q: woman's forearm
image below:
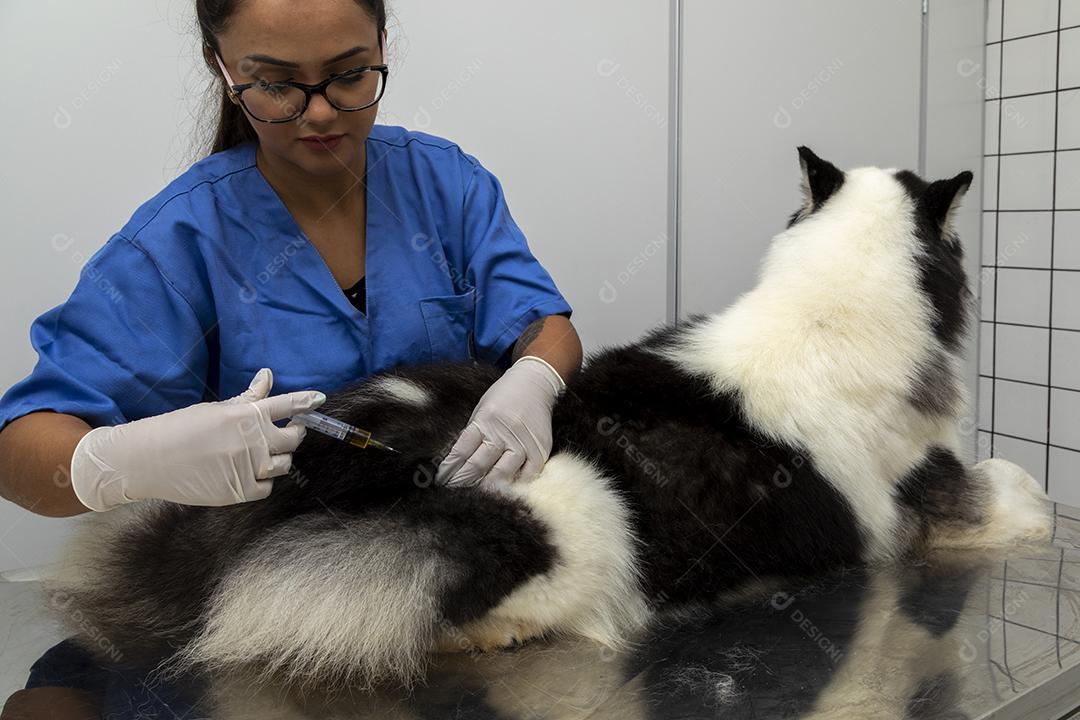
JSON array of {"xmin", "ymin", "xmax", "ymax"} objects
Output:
[
  {"xmin": 0, "ymin": 412, "xmax": 93, "ymax": 517},
  {"xmin": 511, "ymin": 314, "xmax": 583, "ymax": 384}
]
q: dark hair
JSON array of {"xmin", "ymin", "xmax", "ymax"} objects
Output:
[{"xmin": 196, "ymin": 0, "xmax": 387, "ymax": 157}]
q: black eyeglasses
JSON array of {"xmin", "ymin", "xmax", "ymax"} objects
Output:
[{"xmin": 213, "ymin": 50, "xmax": 389, "ymax": 123}]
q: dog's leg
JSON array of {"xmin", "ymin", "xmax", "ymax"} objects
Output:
[{"xmin": 927, "ymin": 457, "xmax": 1051, "ymax": 549}]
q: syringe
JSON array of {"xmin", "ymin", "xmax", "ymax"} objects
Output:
[{"xmin": 292, "ymin": 410, "xmax": 401, "ymax": 454}]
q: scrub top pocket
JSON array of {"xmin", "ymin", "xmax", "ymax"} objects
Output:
[{"xmin": 419, "ymin": 288, "xmax": 477, "ymax": 363}]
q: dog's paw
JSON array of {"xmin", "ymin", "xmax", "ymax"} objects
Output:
[
  {"xmin": 973, "ymin": 458, "xmax": 1052, "ymax": 545},
  {"xmin": 927, "ymin": 458, "xmax": 1052, "ymax": 550},
  {"xmin": 435, "ymin": 618, "xmax": 546, "ymax": 655}
]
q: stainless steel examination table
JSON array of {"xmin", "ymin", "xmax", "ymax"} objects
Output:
[{"xmin": 5, "ymin": 504, "xmax": 1080, "ymax": 719}]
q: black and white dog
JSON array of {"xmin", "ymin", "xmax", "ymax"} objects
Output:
[{"xmin": 50, "ymin": 148, "xmax": 1050, "ymax": 694}]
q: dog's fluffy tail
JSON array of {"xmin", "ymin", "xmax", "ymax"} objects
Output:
[
  {"xmin": 168, "ymin": 512, "xmax": 460, "ymax": 691},
  {"xmin": 46, "ymin": 502, "xmax": 495, "ymax": 692},
  {"xmin": 45, "ymin": 488, "xmax": 572, "ymax": 693}
]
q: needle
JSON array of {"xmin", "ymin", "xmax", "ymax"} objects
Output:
[{"xmin": 292, "ymin": 410, "xmax": 401, "ymax": 454}]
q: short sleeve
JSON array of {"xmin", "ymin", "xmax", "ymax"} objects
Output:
[
  {"xmin": 460, "ymin": 159, "xmax": 573, "ymax": 367},
  {"xmin": 0, "ymin": 234, "xmax": 211, "ymax": 433}
]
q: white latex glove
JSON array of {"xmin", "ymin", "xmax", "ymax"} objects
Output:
[
  {"xmin": 436, "ymin": 355, "xmax": 566, "ymax": 488},
  {"xmin": 69, "ymin": 368, "xmax": 325, "ymax": 511}
]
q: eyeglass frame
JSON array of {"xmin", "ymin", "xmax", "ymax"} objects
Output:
[{"xmin": 211, "ymin": 47, "xmax": 389, "ymax": 123}]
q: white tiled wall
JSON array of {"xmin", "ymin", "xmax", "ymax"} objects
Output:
[{"xmin": 979, "ymin": 0, "xmax": 1080, "ymax": 503}]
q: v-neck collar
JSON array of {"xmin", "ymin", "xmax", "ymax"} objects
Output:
[{"xmin": 243, "ymin": 139, "xmax": 374, "ymax": 327}]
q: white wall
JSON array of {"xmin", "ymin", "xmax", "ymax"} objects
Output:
[
  {"xmin": 679, "ymin": 0, "xmax": 924, "ymax": 316},
  {"xmin": 0, "ymin": 0, "xmax": 212, "ymax": 572}
]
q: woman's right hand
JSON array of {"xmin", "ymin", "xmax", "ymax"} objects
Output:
[{"xmin": 69, "ymin": 368, "xmax": 325, "ymax": 511}]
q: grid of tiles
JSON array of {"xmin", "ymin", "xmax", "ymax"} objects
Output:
[{"xmin": 978, "ymin": 0, "xmax": 1080, "ymax": 502}]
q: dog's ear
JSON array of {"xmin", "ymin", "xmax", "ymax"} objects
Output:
[
  {"xmin": 796, "ymin": 146, "xmax": 845, "ymax": 212},
  {"xmin": 923, "ymin": 171, "xmax": 973, "ymax": 228}
]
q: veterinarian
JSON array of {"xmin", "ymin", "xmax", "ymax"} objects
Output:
[{"xmin": 0, "ymin": 0, "xmax": 581, "ymax": 715}]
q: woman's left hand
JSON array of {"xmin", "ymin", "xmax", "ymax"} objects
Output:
[{"xmin": 435, "ymin": 356, "xmax": 566, "ymax": 487}]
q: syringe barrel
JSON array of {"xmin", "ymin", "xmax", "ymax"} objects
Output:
[{"xmin": 292, "ymin": 411, "xmax": 351, "ymax": 441}]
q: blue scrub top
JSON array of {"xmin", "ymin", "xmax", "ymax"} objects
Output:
[{"xmin": 0, "ymin": 124, "xmax": 572, "ymax": 431}]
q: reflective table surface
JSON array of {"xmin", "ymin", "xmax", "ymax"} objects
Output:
[{"xmin": 6, "ymin": 503, "xmax": 1080, "ymax": 719}]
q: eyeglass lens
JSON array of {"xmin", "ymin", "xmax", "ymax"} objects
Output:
[{"xmin": 242, "ymin": 70, "xmax": 385, "ymax": 121}]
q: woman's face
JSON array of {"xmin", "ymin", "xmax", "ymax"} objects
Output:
[{"xmin": 211, "ymin": 0, "xmax": 385, "ymax": 177}]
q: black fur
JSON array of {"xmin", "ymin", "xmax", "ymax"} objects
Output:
[
  {"xmin": 550, "ymin": 342, "xmax": 865, "ymax": 606},
  {"xmin": 908, "ymin": 349, "xmax": 961, "ymax": 416},
  {"xmin": 272, "ymin": 363, "xmax": 561, "ymax": 627},
  {"xmin": 894, "ymin": 169, "xmax": 973, "ymax": 352},
  {"xmin": 789, "ymin": 146, "xmax": 846, "ymax": 227},
  {"xmin": 897, "ymin": 562, "xmax": 979, "ymax": 638},
  {"xmin": 636, "ymin": 312, "xmax": 712, "ymax": 349},
  {"xmin": 894, "ymin": 446, "xmax": 986, "ymax": 546}
]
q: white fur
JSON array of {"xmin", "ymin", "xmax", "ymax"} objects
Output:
[
  {"xmin": 974, "ymin": 458, "xmax": 1050, "ymax": 542},
  {"xmin": 169, "ymin": 514, "xmax": 452, "ymax": 692},
  {"xmin": 651, "ymin": 167, "xmax": 967, "ymax": 560},
  {"xmin": 366, "ymin": 376, "xmax": 431, "ymax": 406},
  {"xmin": 467, "ymin": 452, "xmax": 651, "ymax": 650}
]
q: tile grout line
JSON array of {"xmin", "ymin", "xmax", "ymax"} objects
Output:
[
  {"xmin": 979, "ymin": 428, "xmax": 1080, "ymax": 456},
  {"xmin": 986, "ymin": 319, "xmax": 1080, "ymax": 332},
  {"xmin": 980, "ymin": 265, "xmax": 1079, "ymax": 271},
  {"xmin": 987, "ymin": 22, "xmax": 1080, "ymax": 45},
  {"xmin": 991, "ymin": 0, "xmax": 1006, "ymax": 464},
  {"xmin": 985, "ymin": 147, "xmax": 1080, "ymax": 157},
  {"xmin": 978, "ymin": 373, "xmax": 1080, "ymax": 394},
  {"xmin": 994, "ymin": 83, "xmax": 1080, "ymax": 100},
  {"xmin": 1045, "ymin": 0, "xmax": 1062, "ymax": 493}
]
